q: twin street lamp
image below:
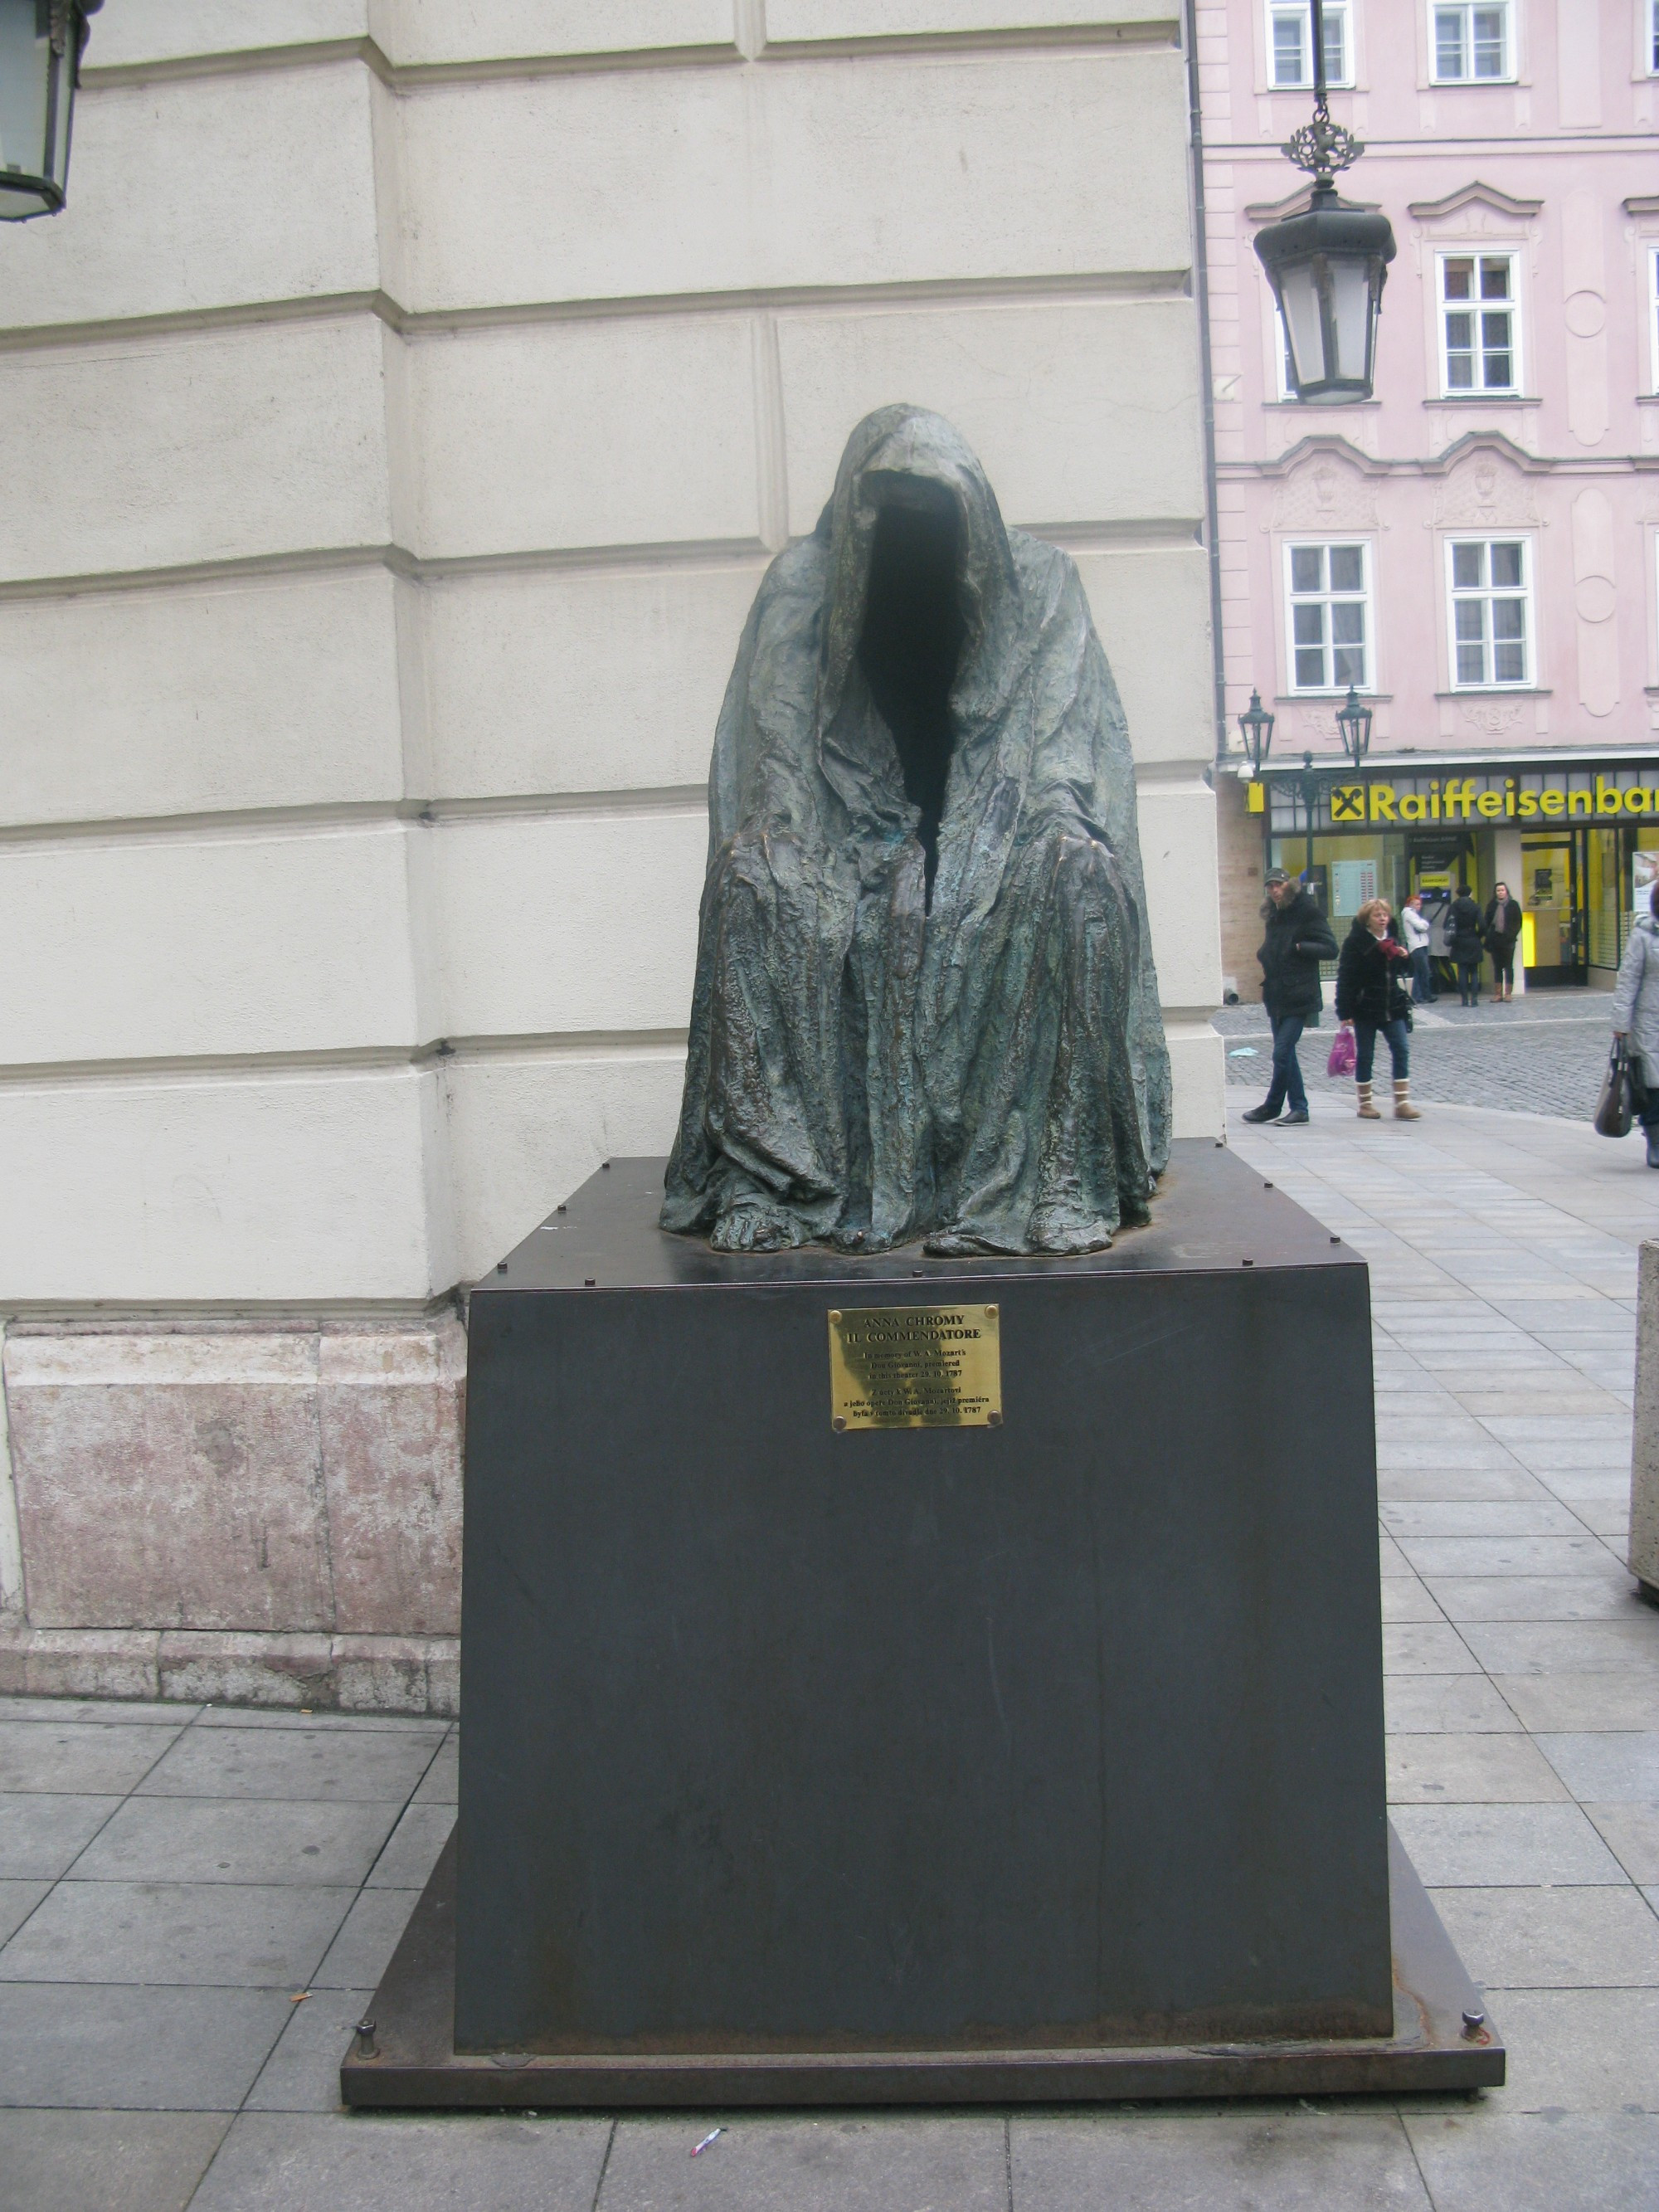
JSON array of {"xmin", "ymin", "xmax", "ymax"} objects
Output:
[
  {"xmin": 1237, "ymin": 683, "xmax": 1371, "ymax": 777},
  {"xmin": 1238, "ymin": 683, "xmax": 1374, "ymax": 879},
  {"xmin": 0, "ymin": 0, "xmax": 101, "ymax": 222}
]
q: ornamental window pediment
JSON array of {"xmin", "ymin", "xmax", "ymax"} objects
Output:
[
  {"xmin": 1268, "ymin": 446, "xmax": 1381, "ymax": 533},
  {"xmin": 1429, "ymin": 441, "xmax": 1541, "ymax": 530}
]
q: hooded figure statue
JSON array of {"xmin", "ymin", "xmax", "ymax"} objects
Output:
[{"xmin": 661, "ymin": 405, "xmax": 1171, "ymax": 1256}]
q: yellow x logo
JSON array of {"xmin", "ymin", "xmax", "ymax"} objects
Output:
[{"xmin": 1331, "ymin": 784, "xmax": 1367, "ymax": 822}]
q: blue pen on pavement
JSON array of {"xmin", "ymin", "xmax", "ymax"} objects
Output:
[{"xmin": 691, "ymin": 2127, "xmax": 723, "ymax": 2156}]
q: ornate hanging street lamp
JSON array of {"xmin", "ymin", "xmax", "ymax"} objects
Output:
[
  {"xmin": 0, "ymin": 0, "xmax": 102, "ymax": 222},
  {"xmin": 1335, "ymin": 682, "xmax": 1373, "ymax": 766},
  {"xmin": 1236, "ymin": 688, "xmax": 1276, "ymax": 773},
  {"xmin": 1253, "ymin": 0, "xmax": 1395, "ymax": 403}
]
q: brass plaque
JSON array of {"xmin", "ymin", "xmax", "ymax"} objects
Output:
[{"xmin": 827, "ymin": 1303, "xmax": 1002, "ymax": 1432}]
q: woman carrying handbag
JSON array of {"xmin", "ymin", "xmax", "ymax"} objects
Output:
[
  {"xmin": 1610, "ymin": 881, "xmax": 1659, "ymax": 1167},
  {"xmin": 1335, "ymin": 898, "xmax": 1420, "ymax": 1121}
]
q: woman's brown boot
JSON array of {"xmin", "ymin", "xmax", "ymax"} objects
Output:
[
  {"xmin": 1356, "ymin": 1081, "xmax": 1381, "ymax": 1119},
  {"xmin": 1394, "ymin": 1079, "xmax": 1420, "ymax": 1120}
]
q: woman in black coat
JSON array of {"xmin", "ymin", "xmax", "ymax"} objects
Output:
[
  {"xmin": 1483, "ymin": 881, "xmax": 1522, "ymax": 1004},
  {"xmin": 1447, "ymin": 883, "xmax": 1486, "ymax": 1006},
  {"xmin": 1335, "ymin": 899, "xmax": 1420, "ymax": 1120}
]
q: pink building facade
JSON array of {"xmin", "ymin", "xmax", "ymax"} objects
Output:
[{"xmin": 1199, "ymin": 0, "xmax": 1659, "ymax": 993}]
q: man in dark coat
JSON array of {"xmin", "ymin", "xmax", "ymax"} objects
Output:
[
  {"xmin": 1448, "ymin": 882, "xmax": 1486, "ymax": 1006},
  {"xmin": 1241, "ymin": 870, "xmax": 1339, "ymax": 1125},
  {"xmin": 1483, "ymin": 881, "xmax": 1522, "ymax": 1003}
]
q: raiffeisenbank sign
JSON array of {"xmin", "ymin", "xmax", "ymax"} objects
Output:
[{"xmin": 1272, "ymin": 764, "xmax": 1659, "ymax": 828}]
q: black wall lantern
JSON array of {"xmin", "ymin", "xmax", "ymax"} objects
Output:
[
  {"xmin": 0, "ymin": 0, "xmax": 102, "ymax": 222},
  {"xmin": 1253, "ymin": 0, "xmax": 1394, "ymax": 404},
  {"xmin": 1335, "ymin": 682, "xmax": 1373, "ymax": 767},
  {"xmin": 1237, "ymin": 688, "xmax": 1276, "ymax": 774}
]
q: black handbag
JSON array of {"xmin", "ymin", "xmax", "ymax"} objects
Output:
[{"xmin": 1595, "ymin": 1039, "xmax": 1635, "ymax": 1139}]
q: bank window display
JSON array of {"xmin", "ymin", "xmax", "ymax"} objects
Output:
[
  {"xmin": 1438, "ymin": 254, "xmax": 1518, "ymax": 393},
  {"xmin": 1430, "ymin": 1, "xmax": 1511, "ymax": 80},
  {"xmin": 1267, "ymin": 0, "xmax": 1351, "ymax": 87},
  {"xmin": 1447, "ymin": 538, "xmax": 1530, "ymax": 689},
  {"xmin": 1285, "ymin": 540, "xmax": 1371, "ymax": 692},
  {"xmin": 1268, "ymin": 834, "xmax": 1409, "ymax": 938}
]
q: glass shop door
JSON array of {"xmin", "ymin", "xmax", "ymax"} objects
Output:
[{"xmin": 1521, "ymin": 834, "xmax": 1586, "ymax": 985}]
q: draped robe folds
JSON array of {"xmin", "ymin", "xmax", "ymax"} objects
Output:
[{"xmin": 661, "ymin": 406, "xmax": 1172, "ymax": 1257}]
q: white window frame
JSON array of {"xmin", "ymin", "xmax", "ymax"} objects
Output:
[
  {"xmin": 1651, "ymin": 0, "xmax": 1659, "ymax": 76},
  {"xmin": 1649, "ymin": 245, "xmax": 1659, "ymax": 395},
  {"xmin": 1436, "ymin": 248, "xmax": 1521, "ymax": 397},
  {"xmin": 1272, "ymin": 303, "xmax": 1298, "ymax": 401},
  {"xmin": 1445, "ymin": 536, "xmax": 1533, "ymax": 691},
  {"xmin": 1283, "ymin": 539, "xmax": 1374, "ymax": 694},
  {"xmin": 1428, "ymin": 0, "xmax": 1514, "ymax": 83},
  {"xmin": 1267, "ymin": 0, "xmax": 1354, "ymax": 89}
]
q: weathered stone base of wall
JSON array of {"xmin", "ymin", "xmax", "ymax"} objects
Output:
[
  {"xmin": 1, "ymin": 1316, "xmax": 465, "ymax": 1717},
  {"xmin": 0, "ymin": 1625, "xmax": 460, "ymax": 1716}
]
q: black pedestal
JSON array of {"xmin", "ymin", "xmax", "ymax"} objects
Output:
[{"xmin": 344, "ymin": 1142, "xmax": 1503, "ymax": 2102}]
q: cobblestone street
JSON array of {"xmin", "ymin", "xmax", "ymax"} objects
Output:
[{"xmin": 1218, "ymin": 988, "xmax": 1616, "ymax": 1122}]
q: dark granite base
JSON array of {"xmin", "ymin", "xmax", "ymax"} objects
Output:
[{"xmin": 341, "ymin": 1826, "xmax": 1503, "ymax": 2106}]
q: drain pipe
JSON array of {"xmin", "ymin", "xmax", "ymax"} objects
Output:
[{"xmin": 1184, "ymin": 0, "xmax": 1228, "ymax": 763}]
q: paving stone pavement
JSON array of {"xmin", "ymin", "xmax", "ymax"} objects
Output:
[
  {"xmin": 2, "ymin": 1100, "xmax": 1657, "ymax": 2207},
  {"xmin": 1217, "ymin": 985, "xmax": 1616, "ymax": 1120}
]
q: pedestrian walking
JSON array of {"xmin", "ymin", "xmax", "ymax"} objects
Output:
[
  {"xmin": 1335, "ymin": 898, "xmax": 1420, "ymax": 1120},
  {"xmin": 1484, "ymin": 881, "xmax": 1522, "ymax": 1002},
  {"xmin": 1612, "ymin": 881, "xmax": 1659, "ymax": 1168},
  {"xmin": 1447, "ymin": 883, "xmax": 1485, "ymax": 1006},
  {"xmin": 1399, "ymin": 890, "xmax": 1434, "ymax": 1005},
  {"xmin": 1241, "ymin": 869, "xmax": 1338, "ymax": 1126}
]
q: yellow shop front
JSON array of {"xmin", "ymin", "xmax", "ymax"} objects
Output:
[{"xmin": 1249, "ymin": 758, "xmax": 1659, "ymax": 987}]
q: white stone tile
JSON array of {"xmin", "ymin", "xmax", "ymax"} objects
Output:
[
  {"xmin": 0, "ymin": 572, "xmax": 406, "ymax": 830},
  {"xmin": 5, "ymin": 66, "xmax": 377, "ymax": 330},
  {"xmin": 419, "ymin": 563, "xmax": 763, "ymax": 803},
  {"xmin": 430, "ymin": 813, "xmax": 705, "ymax": 1039},
  {"xmin": 1389, "ymin": 1803, "xmax": 1627, "ymax": 1886},
  {"xmin": 766, "ymin": 0, "xmax": 1174, "ymax": 36},
  {"xmin": 407, "ymin": 318, "xmax": 761, "ymax": 559},
  {"xmin": 397, "ymin": 50, "xmax": 1189, "ymax": 312},
  {"xmin": 87, "ymin": 0, "xmax": 367, "ymax": 66},
  {"xmin": 381, "ymin": 0, "xmax": 735, "ymax": 66},
  {"xmin": 776, "ymin": 298, "xmax": 1202, "ymax": 538},
  {"xmin": 0, "ymin": 1069, "xmax": 447, "ymax": 1303},
  {"xmin": 1386, "ymin": 1732, "xmax": 1569, "ymax": 1805},
  {"xmin": 0, "ymin": 827, "xmax": 417, "ymax": 1064},
  {"xmin": 0, "ymin": 321, "xmax": 389, "ymax": 584}
]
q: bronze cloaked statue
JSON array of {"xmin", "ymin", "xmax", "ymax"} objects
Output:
[{"xmin": 662, "ymin": 405, "xmax": 1171, "ymax": 1256}]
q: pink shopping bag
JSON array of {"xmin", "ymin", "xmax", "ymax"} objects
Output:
[{"xmin": 1326, "ymin": 1028, "xmax": 1356, "ymax": 1078}]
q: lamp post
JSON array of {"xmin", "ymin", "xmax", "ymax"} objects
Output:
[
  {"xmin": 0, "ymin": 0, "xmax": 102, "ymax": 222},
  {"xmin": 1253, "ymin": 0, "xmax": 1395, "ymax": 403},
  {"xmin": 1297, "ymin": 752, "xmax": 1321, "ymax": 883}
]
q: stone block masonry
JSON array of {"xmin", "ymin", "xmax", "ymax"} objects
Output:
[
  {"xmin": 0, "ymin": 7, "xmax": 1223, "ymax": 1693},
  {"xmin": 0, "ymin": 1319, "xmax": 464, "ymax": 1715}
]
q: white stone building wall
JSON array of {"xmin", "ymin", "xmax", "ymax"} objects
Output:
[{"xmin": 0, "ymin": 2, "xmax": 1222, "ymax": 1709}]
